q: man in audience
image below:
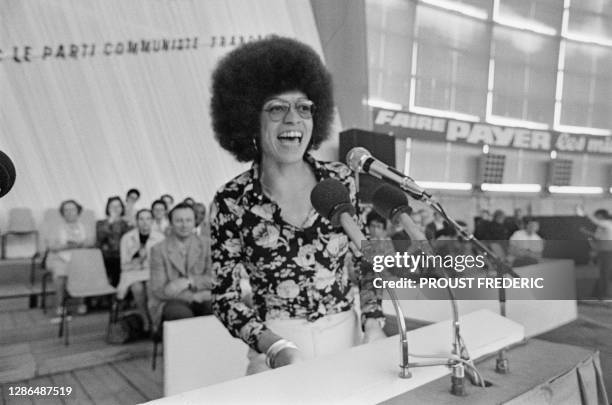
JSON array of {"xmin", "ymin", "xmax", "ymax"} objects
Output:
[
  {"xmin": 123, "ymin": 188, "xmax": 141, "ymax": 227},
  {"xmin": 509, "ymin": 218, "xmax": 544, "ymax": 266},
  {"xmin": 149, "ymin": 203, "xmax": 213, "ymax": 333},
  {"xmin": 119, "ymin": 209, "xmax": 165, "ymax": 332},
  {"xmin": 366, "ymin": 211, "xmax": 387, "ymax": 240},
  {"xmin": 474, "ymin": 209, "xmax": 491, "ymax": 240},
  {"xmin": 505, "ymin": 208, "xmax": 525, "ymax": 236},
  {"xmin": 581, "ymin": 207, "xmax": 612, "ymax": 298},
  {"xmin": 477, "ymin": 209, "xmax": 510, "ymax": 258}
]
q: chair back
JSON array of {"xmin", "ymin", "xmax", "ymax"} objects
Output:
[
  {"xmin": 38, "ymin": 208, "xmax": 63, "ymax": 253},
  {"xmin": 79, "ymin": 209, "xmax": 98, "ymax": 246},
  {"xmin": 8, "ymin": 207, "xmax": 36, "ymax": 232},
  {"xmin": 66, "ymin": 248, "xmax": 115, "ymax": 298}
]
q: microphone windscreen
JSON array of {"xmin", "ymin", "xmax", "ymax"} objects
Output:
[
  {"xmin": 310, "ymin": 178, "xmax": 355, "ymax": 227},
  {"xmin": 0, "ymin": 150, "xmax": 16, "ymax": 198},
  {"xmin": 371, "ymin": 183, "xmax": 411, "ymax": 220},
  {"xmin": 345, "ymin": 147, "xmax": 371, "ymax": 172}
]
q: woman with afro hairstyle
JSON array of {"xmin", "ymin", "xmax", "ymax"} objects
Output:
[{"xmin": 209, "ymin": 36, "xmax": 386, "ymax": 374}]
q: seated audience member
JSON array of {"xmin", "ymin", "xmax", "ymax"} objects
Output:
[
  {"xmin": 509, "ymin": 218, "xmax": 544, "ymax": 266},
  {"xmin": 504, "ymin": 208, "xmax": 525, "ymax": 236},
  {"xmin": 149, "ymin": 203, "xmax": 213, "ymax": 331},
  {"xmin": 123, "ymin": 188, "xmax": 141, "ymax": 227},
  {"xmin": 366, "ymin": 211, "xmax": 402, "ymax": 279},
  {"xmin": 151, "ymin": 199, "xmax": 170, "ymax": 236},
  {"xmin": 425, "ymin": 211, "xmax": 447, "ymax": 241},
  {"xmin": 581, "ymin": 207, "xmax": 612, "ymax": 297},
  {"xmin": 160, "ymin": 194, "xmax": 174, "ymax": 210},
  {"xmin": 488, "ymin": 210, "xmax": 510, "ymax": 240},
  {"xmin": 367, "ymin": 211, "xmax": 390, "ymax": 240},
  {"xmin": 119, "ymin": 209, "xmax": 165, "ymax": 332},
  {"xmin": 474, "ymin": 209, "xmax": 491, "ymax": 240},
  {"xmin": 46, "ymin": 200, "xmax": 90, "ymax": 315},
  {"xmin": 435, "ymin": 220, "xmax": 469, "ymax": 251},
  {"xmin": 193, "ymin": 202, "xmax": 208, "ymax": 237},
  {"xmin": 182, "ymin": 197, "xmax": 195, "ymax": 207},
  {"xmin": 96, "ymin": 196, "xmax": 130, "ymax": 287},
  {"xmin": 479, "ymin": 209, "xmax": 510, "ymax": 258},
  {"xmin": 390, "ymin": 208, "xmax": 424, "ymax": 240}
]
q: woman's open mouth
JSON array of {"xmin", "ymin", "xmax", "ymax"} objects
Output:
[{"xmin": 277, "ymin": 130, "xmax": 303, "ymax": 145}]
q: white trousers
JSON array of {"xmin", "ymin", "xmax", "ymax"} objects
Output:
[{"xmin": 246, "ymin": 309, "xmax": 362, "ymax": 375}]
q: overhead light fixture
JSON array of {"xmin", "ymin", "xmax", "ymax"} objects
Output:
[
  {"xmin": 482, "ymin": 144, "xmax": 490, "ymax": 154},
  {"xmin": 550, "ymin": 150, "xmax": 557, "ymax": 159},
  {"xmin": 495, "ymin": 16, "xmax": 557, "ymax": 36},
  {"xmin": 564, "ymin": 32, "xmax": 612, "ymax": 48},
  {"xmin": 421, "ymin": 0, "xmax": 488, "ymax": 20},
  {"xmin": 492, "ymin": 0, "xmax": 556, "ymax": 36},
  {"xmin": 409, "ymin": 105, "xmax": 480, "ymax": 122},
  {"xmin": 486, "ymin": 115, "xmax": 549, "ymax": 130},
  {"xmin": 367, "ymin": 99, "xmax": 403, "ymax": 111},
  {"xmin": 416, "ymin": 181, "xmax": 473, "ymax": 191},
  {"xmin": 553, "ymin": 124, "xmax": 611, "ymax": 136},
  {"xmin": 548, "ymin": 186, "xmax": 604, "ymax": 194},
  {"xmin": 481, "ymin": 183, "xmax": 542, "ymax": 193}
]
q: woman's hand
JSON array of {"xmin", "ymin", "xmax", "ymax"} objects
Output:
[{"xmin": 272, "ymin": 347, "xmax": 304, "ymax": 368}]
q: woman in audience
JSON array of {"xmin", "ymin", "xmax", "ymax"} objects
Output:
[
  {"xmin": 46, "ymin": 199, "xmax": 89, "ymax": 316},
  {"xmin": 193, "ymin": 202, "xmax": 208, "ymax": 237},
  {"xmin": 123, "ymin": 188, "xmax": 141, "ymax": 228},
  {"xmin": 182, "ymin": 197, "xmax": 195, "ymax": 207},
  {"xmin": 151, "ymin": 199, "xmax": 169, "ymax": 236},
  {"xmin": 96, "ymin": 196, "xmax": 130, "ymax": 287},
  {"xmin": 119, "ymin": 209, "xmax": 165, "ymax": 332},
  {"xmin": 160, "ymin": 194, "xmax": 174, "ymax": 210}
]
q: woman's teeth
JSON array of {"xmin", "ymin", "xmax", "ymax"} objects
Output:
[{"xmin": 277, "ymin": 131, "xmax": 303, "ymax": 143}]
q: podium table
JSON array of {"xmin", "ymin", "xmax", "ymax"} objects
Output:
[
  {"xmin": 382, "ymin": 339, "xmax": 608, "ymax": 405},
  {"xmin": 147, "ymin": 310, "xmax": 524, "ymax": 404}
]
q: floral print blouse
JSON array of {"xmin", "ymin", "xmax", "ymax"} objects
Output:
[{"xmin": 210, "ymin": 154, "xmax": 383, "ymax": 352}]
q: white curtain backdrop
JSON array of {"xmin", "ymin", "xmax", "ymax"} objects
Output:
[{"xmin": 0, "ymin": 0, "xmax": 339, "ymax": 224}]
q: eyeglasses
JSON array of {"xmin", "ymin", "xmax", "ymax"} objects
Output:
[{"xmin": 262, "ymin": 99, "xmax": 315, "ymax": 121}]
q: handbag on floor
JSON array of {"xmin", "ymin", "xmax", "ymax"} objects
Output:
[{"xmin": 107, "ymin": 312, "xmax": 146, "ymax": 344}]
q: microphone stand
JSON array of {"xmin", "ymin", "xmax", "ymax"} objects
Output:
[
  {"xmin": 386, "ymin": 286, "xmax": 474, "ymax": 394},
  {"xmin": 412, "ymin": 190, "xmax": 515, "ymax": 375}
]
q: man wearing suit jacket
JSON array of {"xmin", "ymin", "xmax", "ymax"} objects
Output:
[{"xmin": 149, "ymin": 203, "xmax": 213, "ymax": 331}]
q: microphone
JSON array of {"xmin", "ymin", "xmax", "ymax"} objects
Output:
[
  {"xmin": 0, "ymin": 150, "xmax": 16, "ymax": 199},
  {"xmin": 371, "ymin": 183, "xmax": 428, "ymax": 244},
  {"xmin": 310, "ymin": 178, "xmax": 366, "ymax": 248},
  {"xmin": 346, "ymin": 147, "xmax": 430, "ymax": 201}
]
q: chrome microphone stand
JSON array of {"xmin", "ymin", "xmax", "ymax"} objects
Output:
[{"xmin": 399, "ymin": 183, "xmax": 517, "ymax": 375}]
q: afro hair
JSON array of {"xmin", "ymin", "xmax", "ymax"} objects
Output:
[{"xmin": 210, "ymin": 36, "xmax": 334, "ymax": 162}]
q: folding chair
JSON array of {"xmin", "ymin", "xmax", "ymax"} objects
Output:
[
  {"xmin": 31, "ymin": 209, "xmax": 62, "ymax": 311},
  {"xmin": 57, "ymin": 248, "xmax": 117, "ymax": 345},
  {"xmin": 152, "ymin": 326, "xmax": 163, "ymax": 370},
  {"xmin": 2, "ymin": 207, "xmax": 39, "ymax": 259}
]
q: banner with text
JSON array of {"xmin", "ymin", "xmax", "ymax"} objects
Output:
[{"xmin": 372, "ymin": 108, "xmax": 612, "ymax": 155}]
